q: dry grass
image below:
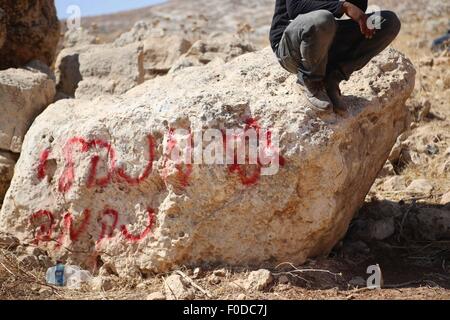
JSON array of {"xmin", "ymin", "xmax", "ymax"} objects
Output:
[
  {"xmin": 1, "ymin": 253, "xmax": 448, "ymax": 300},
  {"xmin": 0, "ymin": 248, "xmax": 60, "ymax": 299}
]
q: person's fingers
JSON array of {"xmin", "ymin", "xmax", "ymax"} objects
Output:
[
  {"xmin": 361, "ymin": 20, "xmax": 375, "ymax": 39},
  {"xmin": 359, "ymin": 20, "xmax": 370, "ymax": 38},
  {"xmin": 361, "ymin": 14, "xmax": 377, "ymax": 39},
  {"xmin": 360, "ymin": 18, "xmax": 367, "ymax": 33}
]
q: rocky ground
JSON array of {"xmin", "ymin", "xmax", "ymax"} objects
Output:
[{"xmin": 0, "ymin": 0, "xmax": 449, "ymax": 300}]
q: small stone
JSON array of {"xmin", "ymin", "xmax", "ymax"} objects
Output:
[
  {"xmin": 38, "ymin": 255, "xmax": 53, "ymax": 268},
  {"xmin": 442, "ymin": 72, "xmax": 450, "ymax": 90},
  {"xmin": 192, "ymin": 267, "xmax": 202, "ymax": 279},
  {"xmin": 426, "ymin": 144, "xmax": 439, "ymax": 156},
  {"xmin": 208, "ymin": 274, "xmax": 222, "ymax": 285},
  {"xmin": 98, "ymin": 266, "xmax": 110, "ymax": 277},
  {"xmin": 38, "ymin": 287, "xmax": 53, "ymax": 297},
  {"xmin": 278, "ymin": 275, "xmax": 289, "ymax": 284},
  {"xmin": 236, "ymin": 293, "xmax": 247, "ymax": 300},
  {"xmin": 228, "ymin": 279, "xmax": 245, "ymax": 290},
  {"xmin": 344, "ymin": 240, "xmax": 370, "ymax": 255},
  {"xmin": 412, "ymin": 208, "xmax": 450, "ymax": 241},
  {"xmin": 98, "ymin": 264, "xmax": 117, "ymax": 277},
  {"xmin": 382, "ymin": 176, "xmax": 407, "ymax": 191},
  {"xmin": 349, "ymin": 276, "xmax": 366, "ymax": 287},
  {"xmin": 377, "ymin": 161, "xmax": 395, "ymax": 178},
  {"xmin": 434, "ymin": 57, "xmax": 450, "ymax": 66},
  {"xmin": 90, "ymin": 276, "xmax": 114, "ymax": 292},
  {"xmin": 378, "ymin": 200, "xmax": 403, "ymax": 218},
  {"xmin": 244, "ymin": 269, "xmax": 273, "ymax": 291},
  {"xmin": 410, "ymin": 122, "xmax": 419, "ymax": 130},
  {"xmin": 407, "ymin": 39, "xmax": 428, "ymax": 49},
  {"xmin": 445, "ymin": 147, "xmax": 450, "ymax": 157},
  {"xmin": 419, "ymin": 57, "xmax": 433, "ymax": 67},
  {"xmin": 369, "ymin": 217, "xmax": 395, "ymax": 241},
  {"xmin": 25, "ymin": 246, "xmax": 45, "ymax": 256},
  {"xmin": 136, "ymin": 281, "xmax": 151, "ymax": 290},
  {"xmin": 18, "ymin": 254, "xmax": 40, "ymax": 268},
  {"xmin": 147, "ymin": 291, "xmax": 166, "ymax": 300},
  {"xmin": 31, "ymin": 285, "xmax": 40, "ymax": 292},
  {"xmin": 164, "ymin": 274, "xmax": 195, "ymax": 300},
  {"xmin": 0, "ymin": 151, "xmax": 16, "ymax": 204},
  {"xmin": 0, "ymin": 231, "xmax": 19, "ymax": 250},
  {"xmin": 388, "ymin": 142, "xmax": 403, "ymax": 163},
  {"xmin": 406, "ymin": 179, "xmax": 434, "ymax": 195},
  {"xmin": 439, "ymin": 159, "xmax": 450, "ymax": 174},
  {"xmin": 213, "ymin": 268, "xmax": 227, "ymax": 277},
  {"xmin": 402, "ymin": 148, "xmax": 427, "ymax": 166},
  {"xmin": 441, "ymin": 192, "xmax": 450, "ymax": 205},
  {"xmin": 15, "ymin": 245, "xmax": 25, "ymax": 254},
  {"xmin": 418, "ymin": 99, "xmax": 431, "ymax": 121}
]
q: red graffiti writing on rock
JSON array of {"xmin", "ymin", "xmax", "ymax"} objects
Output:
[
  {"xmin": 32, "ymin": 119, "xmax": 285, "ymax": 246},
  {"xmin": 30, "ymin": 207, "xmax": 157, "ymax": 247}
]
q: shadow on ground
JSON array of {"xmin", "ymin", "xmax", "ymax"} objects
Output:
[{"xmin": 271, "ymin": 199, "xmax": 450, "ymax": 292}]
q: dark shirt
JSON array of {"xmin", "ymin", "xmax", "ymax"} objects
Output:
[{"xmin": 269, "ymin": 0, "xmax": 345, "ymax": 51}]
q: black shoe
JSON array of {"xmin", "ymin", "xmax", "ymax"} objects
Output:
[
  {"xmin": 300, "ymin": 79, "xmax": 333, "ymax": 112},
  {"xmin": 325, "ymin": 73, "xmax": 346, "ymax": 112}
]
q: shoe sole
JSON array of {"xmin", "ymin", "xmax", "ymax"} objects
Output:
[
  {"xmin": 305, "ymin": 99, "xmax": 333, "ymax": 113},
  {"xmin": 295, "ymin": 85, "xmax": 333, "ymax": 113}
]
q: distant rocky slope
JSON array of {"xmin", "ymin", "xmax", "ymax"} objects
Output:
[{"xmin": 74, "ymin": 0, "xmax": 450, "ymax": 47}]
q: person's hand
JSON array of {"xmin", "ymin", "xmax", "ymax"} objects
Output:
[{"xmin": 342, "ymin": 1, "xmax": 375, "ymax": 39}]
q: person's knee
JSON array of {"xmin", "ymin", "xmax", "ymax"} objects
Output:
[
  {"xmin": 305, "ymin": 10, "xmax": 337, "ymax": 37},
  {"xmin": 313, "ymin": 10, "xmax": 337, "ymax": 33},
  {"xmin": 381, "ymin": 10, "xmax": 401, "ymax": 38},
  {"xmin": 286, "ymin": 10, "xmax": 336, "ymax": 43}
]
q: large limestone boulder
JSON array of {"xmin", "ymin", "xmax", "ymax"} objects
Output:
[
  {"xmin": 55, "ymin": 23, "xmax": 256, "ymax": 98},
  {"xmin": 54, "ymin": 48, "xmax": 82, "ymax": 98},
  {"xmin": 0, "ymin": 65, "xmax": 56, "ymax": 153},
  {"xmin": 55, "ymin": 43, "xmax": 144, "ymax": 99},
  {"xmin": 140, "ymin": 35, "xmax": 192, "ymax": 80},
  {"xmin": 0, "ymin": 63, "xmax": 55, "ymax": 204},
  {"xmin": 55, "ymin": 21, "xmax": 188, "ymax": 99},
  {"xmin": 0, "ymin": 48, "xmax": 415, "ymax": 275},
  {"xmin": 0, "ymin": 0, "xmax": 60, "ymax": 69}
]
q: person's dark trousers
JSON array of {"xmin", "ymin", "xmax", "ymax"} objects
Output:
[{"xmin": 276, "ymin": 0, "xmax": 401, "ymax": 84}]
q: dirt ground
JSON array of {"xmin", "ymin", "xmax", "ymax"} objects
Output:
[{"xmin": 1, "ymin": 232, "xmax": 449, "ymax": 300}]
